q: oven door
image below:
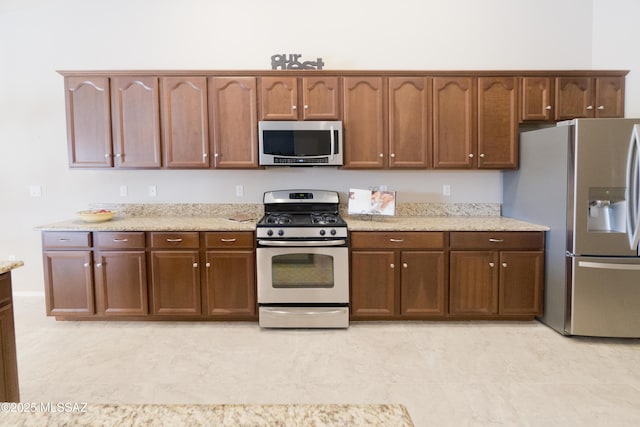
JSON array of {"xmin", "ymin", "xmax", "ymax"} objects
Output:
[{"xmin": 256, "ymin": 245, "xmax": 348, "ymax": 304}]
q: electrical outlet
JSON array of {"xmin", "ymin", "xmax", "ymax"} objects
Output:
[
  {"xmin": 443, "ymin": 184, "xmax": 451, "ymax": 196},
  {"xmin": 120, "ymin": 185, "xmax": 128, "ymax": 197},
  {"xmin": 149, "ymin": 185, "xmax": 157, "ymax": 197},
  {"xmin": 29, "ymin": 185, "xmax": 42, "ymax": 197},
  {"xmin": 235, "ymin": 185, "xmax": 244, "ymax": 197}
]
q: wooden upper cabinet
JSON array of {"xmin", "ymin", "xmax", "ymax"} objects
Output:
[
  {"xmin": 301, "ymin": 77, "xmax": 340, "ymax": 120},
  {"xmin": 260, "ymin": 77, "xmax": 298, "ymax": 120},
  {"xmin": 432, "ymin": 77, "xmax": 476, "ymax": 169},
  {"xmin": 594, "ymin": 76, "xmax": 625, "ymax": 118},
  {"xmin": 388, "ymin": 77, "xmax": 432, "ymax": 168},
  {"xmin": 260, "ymin": 76, "xmax": 340, "ymax": 120},
  {"xmin": 477, "ymin": 77, "xmax": 519, "ymax": 169},
  {"xmin": 110, "ymin": 76, "xmax": 162, "ymax": 168},
  {"xmin": 65, "ymin": 76, "xmax": 112, "ymax": 167},
  {"xmin": 209, "ymin": 77, "xmax": 258, "ymax": 168},
  {"xmin": 555, "ymin": 77, "xmax": 593, "ymax": 120},
  {"xmin": 161, "ymin": 77, "xmax": 210, "ymax": 168},
  {"xmin": 521, "ymin": 77, "xmax": 554, "ymax": 121},
  {"xmin": 342, "ymin": 77, "xmax": 386, "ymax": 168}
]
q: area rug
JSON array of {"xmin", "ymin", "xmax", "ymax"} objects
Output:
[{"xmin": 2, "ymin": 403, "xmax": 414, "ymax": 426}]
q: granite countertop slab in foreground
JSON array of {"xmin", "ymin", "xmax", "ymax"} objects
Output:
[
  {"xmin": 0, "ymin": 260, "xmax": 24, "ymax": 275},
  {"xmin": 1, "ymin": 403, "xmax": 414, "ymax": 427}
]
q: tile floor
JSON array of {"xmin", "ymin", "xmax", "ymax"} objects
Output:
[{"xmin": 11, "ymin": 295, "xmax": 640, "ymax": 426}]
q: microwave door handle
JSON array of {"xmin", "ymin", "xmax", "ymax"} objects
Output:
[
  {"xmin": 626, "ymin": 125, "xmax": 640, "ymax": 250},
  {"xmin": 330, "ymin": 125, "xmax": 335, "ymax": 158}
]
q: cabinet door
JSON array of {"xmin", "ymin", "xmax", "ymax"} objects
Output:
[
  {"xmin": 433, "ymin": 77, "xmax": 476, "ymax": 169},
  {"xmin": 209, "ymin": 77, "xmax": 258, "ymax": 168},
  {"xmin": 43, "ymin": 250, "xmax": 95, "ymax": 316},
  {"xmin": 64, "ymin": 76, "xmax": 112, "ymax": 167},
  {"xmin": 94, "ymin": 251, "xmax": 148, "ymax": 316},
  {"xmin": 449, "ymin": 251, "xmax": 498, "ymax": 316},
  {"xmin": 204, "ymin": 250, "xmax": 256, "ymax": 317},
  {"xmin": 594, "ymin": 76, "xmax": 625, "ymax": 118},
  {"xmin": 520, "ymin": 77, "xmax": 554, "ymax": 121},
  {"xmin": 150, "ymin": 250, "xmax": 201, "ymax": 315},
  {"xmin": 161, "ymin": 77, "xmax": 210, "ymax": 168},
  {"xmin": 110, "ymin": 76, "xmax": 162, "ymax": 168},
  {"xmin": 388, "ymin": 77, "xmax": 431, "ymax": 168},
  {"xmin": 0, "ymin": 273, "xmax": 19, "ymax": 402},
  {"xmin": 555, "ymin": 77, "xmax": 593, "ymax": 120},
  {"xmin": 260, "ymin": 77, "xmax": 298, "ymax": 120},
  {"xmin": 499, "ymin": 251, "xmax": 544, "ymax": 316},
  {"xmin": 477, "ymin": 77, "xmax": 518, "ymax": 169},
  {"xmin": 400, "ymin": 251, "xmax": 446, "ymax": 317},
  {"xmin": 301, "ymin": 77, "xmax": 340, "ymax": 120},
  {"xmin": 342, "ymin": 77, "xmax": 386, "ymax": 168},
  {"xmin": 350, "ymin": 251, "xmax": 396, "ymax": 318}
]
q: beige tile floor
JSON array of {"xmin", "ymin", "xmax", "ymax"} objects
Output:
[{"xmin": 11, "ymin": 295, "xmax": 640, "ymax": 426}]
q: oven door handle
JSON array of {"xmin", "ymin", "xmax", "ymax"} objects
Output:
[{"xmin": 258, "ymin": 239, "xmax": 347, "ymax": 247}]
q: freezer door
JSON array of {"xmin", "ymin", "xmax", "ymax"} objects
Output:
[
  {"xmin": 570, "ymin": 256, "xmax": 640, "ymax": 337},
  {"xmin": 572, "ymin": 119, "xmax": 640, "ymax": 256}
]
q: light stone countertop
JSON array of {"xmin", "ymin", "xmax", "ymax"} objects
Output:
[
  {"xmin": 345, "ymin": 215, "xmax": 549, "ymax": 232},
  {"xmin": 0, "ymin": 260, "xmax": 24, "ymax": 275},
  {"xmin": 35, "ymin": 216, "xmax": 257, "ymax": 232}
]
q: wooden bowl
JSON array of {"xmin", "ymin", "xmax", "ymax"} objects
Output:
[{"xmin": 78, "ymin": 210, "xmax": 115, "ymax": 223}]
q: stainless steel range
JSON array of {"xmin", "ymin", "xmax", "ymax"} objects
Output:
[{"xmin": 256, "ymin": 190, "xmax": 349, "ymax": 328}]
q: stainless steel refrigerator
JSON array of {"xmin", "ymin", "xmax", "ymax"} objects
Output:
[{"xmin": 503, "ymin": 118, "xmax": 640, "ymax": 338}]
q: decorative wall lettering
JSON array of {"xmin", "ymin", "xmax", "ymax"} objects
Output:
[{"xmin": 271, "ymin": 54, "xmax": 325, "ymax": 70}]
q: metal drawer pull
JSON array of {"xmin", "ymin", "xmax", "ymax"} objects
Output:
[
  {"xmin": 59, "ymin": 238, "xmax": 71, "ymax": 242},
  {"xmin": 389, "ymin": 238, "xmax": 404, "ymax": 243},
  {"xmin": 489, "ymin": 238, "xmax": 504, "ymax": 243},
  {"xmin": 221, "ymin": 238, "xmax": 237, "ymax": 243},
  {"xmin": 166, "ymin": 238, "xmax": 183, "ymax": 243},
  {"xmin": 113, "ymin": 238, "xmax": 129, "ymax": 242}
]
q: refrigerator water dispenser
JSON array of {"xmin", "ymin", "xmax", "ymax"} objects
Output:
[{"xmin": 588, "ymin": 188, "xmax": 626, "ymax": 232}]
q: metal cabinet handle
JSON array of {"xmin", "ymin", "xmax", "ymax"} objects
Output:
[
  {"xmin": 390, "ymin": 263, "xmax": 395, "ymax": 269},
  {"xmin": 206, "ymin": 262, "xmax": 211, "ymax": 268},
  {"xmin": 545, "ymin": 105, "xmax": 552, "ymax": 111},
  {"xmin": 390, "ymin": 153, "xmax": 396, "ymax": 158},
  {"xmin": 104, "ymin": 153, "xmax": 110, "ymax": 158},
  {"xmin": 502, "ymin": 262, "xmax": 508, "ymax": 268},
  {"xmin": 83, "ymin": 263, "xmax": 90, "ymax": 268},
  {"xmin": 96, "ymin": 263, "xmax": 103, "ymax": 267},
  {"xmin": 586, "ymin": 105, "xmax": 593, "ymax": 110},
  {"xmin": 379, "ymin": 153, "xmax": 384, "ymax": 158},
  {"xmin": 292, "ymin": 105, "xmax": 297, "ymax": 110},
  {"xmin": 489, "ymin": 262, "xmax": 495, "ymax": 267},
  {"xmin": 468, "ymin": 153, "xmax": 474, "ymax": 158},
  {"xmin": 597, "ymin": 105, "xmax": 605, "ymax": 110},
  {"xmin": 304, "ymin": 104, "xmax": 309, "ymax": 110},
  {"xmin": 221, "ymin": 238, "xmax": 237, "ymax": 243},
  {"xmin": 193, "ymin": 263, "xmax": 198, "ymax": 268},
  {"xmin": 214, "ymin": 153, "xmax": 219, "ymax": 158},
  {"xmin": 203, "ymin": 153, "xmax": 208, "ymax": 159},
  {"xmin": 113, "ymin": 238, "xmax": 129, "ymax": 242},
  {"xmin": 489, "ymin": 238, "xmax": 504, "ymax": 243},
  {"xmin": 389, "ymin": 238, "xmax": 404, "ymax": 243},
  {"xmin": 402, "ymin": 263, "xmax": 408, "ymax": 268},
  {"xmin": 479, "ymin": 153, "xmax": 485, "ymax": 158},
  {"xmin": 166, "ymin": 238, "xmax": 183, "ymax": 242},
  {"xmin": 115, "ymin": 153, "xmax": 122, "ymax": 158}
]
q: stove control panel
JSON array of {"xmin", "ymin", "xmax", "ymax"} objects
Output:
[{"xmin": 257, "ymin": 227, "xmax": 347, "ymax": 239}]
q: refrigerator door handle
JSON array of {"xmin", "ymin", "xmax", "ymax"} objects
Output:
[
  {"xmin": 626, "ymin": 125, "xmax": 640, "ymax": 250},
  {"xmin": 579, "ymin": 261, "xmax": 640, "ymax": 271}
]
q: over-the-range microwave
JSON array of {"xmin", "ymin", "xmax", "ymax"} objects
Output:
[{"xmin": 258, "ymin": 121, "xmax": 343, "ymax": 166}]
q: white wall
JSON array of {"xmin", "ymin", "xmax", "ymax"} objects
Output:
[{"xmin": 1, "ymin": 0, "xmax": 634, "ymax": 292}]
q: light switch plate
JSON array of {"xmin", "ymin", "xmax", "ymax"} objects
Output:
[{"xmin": 29, "ymin": 185, "xmax": 42, "ymax": 197}]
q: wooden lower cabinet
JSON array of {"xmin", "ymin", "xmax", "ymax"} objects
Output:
[
  {"xmin": 350, "ymin": 232, "xmax": 447, "ymax": 319},
  {"xmin": 0, "ymin": 272, "xmax": 19, "ymax": 402},
  {"xmin": 203, "ymin": 231, "xmax": 256, "ymax": 319},
  {"xmin": 94, "ymin": 232, "xmax": 147, "ymax": 316},
  {"xmin": 449, "ymin": 232, "xmax": 544, "ymax": 318},
  {"xmin": 150, "ymin": 249, "xmax": 201, "ymax": 316}
]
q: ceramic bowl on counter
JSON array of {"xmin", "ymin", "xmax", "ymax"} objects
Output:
[{"xmin": 78, "ymin": 209, "xmax": 116, "ymax": 223}]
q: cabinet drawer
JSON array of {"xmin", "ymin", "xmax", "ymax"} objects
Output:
[
  {"xmin": 350, "ymin": 232, "xmax": 445, "ymax": 249},
  {"xmin": 96, "ymin": 232, "xmax": 145, "ymax": 250},
  {"xmin": 204, "ymin": 232, "xmax": 254, "ymax": 249},
  {"xmin": 150, "ymin": 232, "xmax": 199, "ymax": 249},
  {"xmin": 42, "ymin": 231, "xmax": 92, "ymax": 249},
  {"xmin": 449, "ymin": 231, "xmax": 544, "ymax": 250}
]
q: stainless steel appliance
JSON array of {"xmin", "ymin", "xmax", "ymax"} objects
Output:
[
  {"xmin": 503, "ymin": 118, "xmax": 640, "ymax": 337},
  {"xmin": 256, "ymin": 190, "xmax": 349, "ymax": 328},
  {"xmin": 258, "ymin": 121, "xmax": 343, "ymax": 166}
]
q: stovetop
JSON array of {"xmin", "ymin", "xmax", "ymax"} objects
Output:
[{"xmin": 259, "ymin": 212, "xmax": 346, "ymax": 227}]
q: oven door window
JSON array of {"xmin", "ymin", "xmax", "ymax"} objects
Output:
[{"xmin": 272, "ymin": 253, "xmax": 334, "ymax": 288}]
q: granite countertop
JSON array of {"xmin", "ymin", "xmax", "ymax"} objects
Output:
[
  {"xmin": 0, "ymin": 260, "xmax": 24, "ymax": 275},
  {"xmin": 35, "ymin": 202, "xmax": 548, "ymax": 233}
]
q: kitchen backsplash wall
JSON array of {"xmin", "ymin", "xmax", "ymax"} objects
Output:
[{"xmin": 2, "ymin": 0, "xmax": 639, "ymax": 292}]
